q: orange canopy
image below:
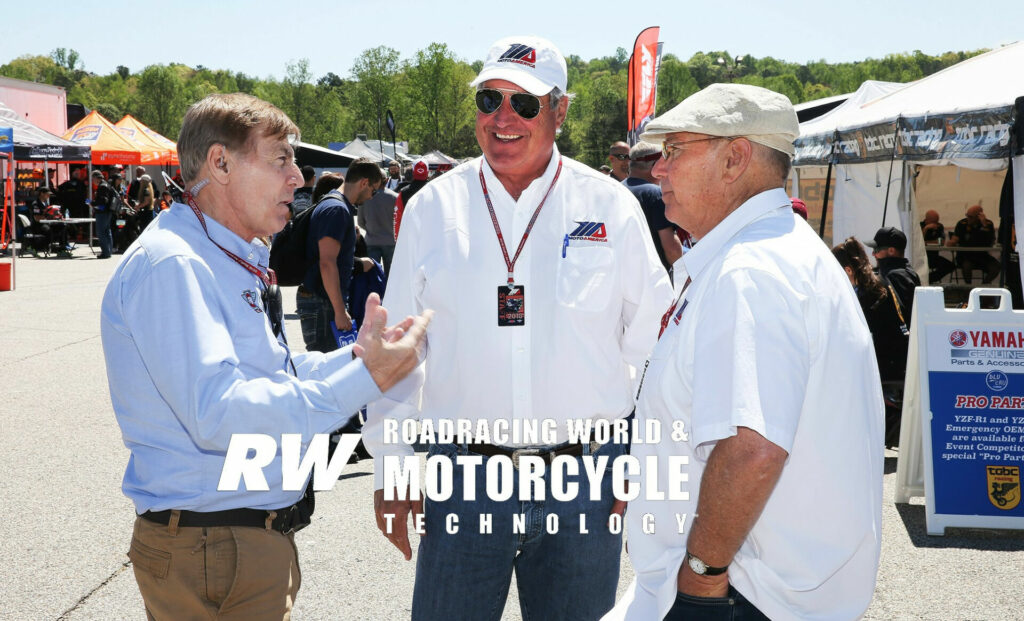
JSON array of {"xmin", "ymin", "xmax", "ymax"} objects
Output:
[
  {"xmin": 115, "ymin": 115, "xmax": 178, "ymax": 166},
  {"xmin": 63, "ymin": 110, "xmax": 163, "ymax": 165}
]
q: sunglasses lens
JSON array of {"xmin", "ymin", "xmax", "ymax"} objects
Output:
[
  {"xmin": 476, "ymin": 89, "xmax": 503, "ymax": 115},
  {"xmin": 509, "ymin": 93, "xmax": 542, "ymax": 119}
]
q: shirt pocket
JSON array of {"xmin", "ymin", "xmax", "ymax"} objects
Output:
[{"xmin": 556, "ymin": 245, "xmax": 614, "ymax": 311}]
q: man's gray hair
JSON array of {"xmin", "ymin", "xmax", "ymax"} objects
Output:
[
  {"xmin": 629, "ymin": 141, "xmax": 661, "ymax": 161},
  {"xmin": 549, "ymin": 87, "xmax": 573, "ymax": 110}
]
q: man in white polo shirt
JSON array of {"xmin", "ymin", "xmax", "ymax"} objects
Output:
[
  {"xmin": 365, "ymin": 35, "xmax": 672, "ymax": 620},
  {"xmin": 605, "ymin": 84, "xmax": 884, "ymax": 620}
]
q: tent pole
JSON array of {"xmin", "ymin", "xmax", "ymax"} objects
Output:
[
  {"xmin": 881, "ymin": 120, "xmax": 902, "ymax": 227},
  {"xmin": 818, "ymin": 131, "xmax": 838, "ymax": 239}
]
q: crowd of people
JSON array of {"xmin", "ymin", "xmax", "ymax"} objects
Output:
[{"xmin": 93, "ymin": 32, "xmax": 1018, "ymax": 621}]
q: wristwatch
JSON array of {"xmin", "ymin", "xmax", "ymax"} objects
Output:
[{"xmin": 686, "ymin": 551, "xmax": 729, "ymax": 576}]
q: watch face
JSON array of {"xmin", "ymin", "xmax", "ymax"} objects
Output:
[{"xmin": 688, "ymin": 555, "xmax": 707, "ymax": 575}]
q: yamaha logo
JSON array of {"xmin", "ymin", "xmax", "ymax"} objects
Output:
[{"xmin": 949, "ymin": 329, "xmax": 968, "ymax": 348}]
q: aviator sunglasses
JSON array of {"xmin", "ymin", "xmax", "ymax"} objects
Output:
[{"xmin": 475, "ymin": 88, "xmax": 544, "ymax": 120}]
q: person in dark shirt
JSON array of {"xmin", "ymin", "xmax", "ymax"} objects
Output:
[
  {"xmin": 290, "ymin": 165, "xmax": 316, "ymax": 216},
  {"xmin": 865, "ymin": 226, "xmax": 921, "ymax": 321},
  {"xmin": 91, "ymin": 171, "xmax": 116, "ymax": 258},
  {"xmin": 297, "ymin": 159, "xmax": 382, "ymax": 353},
  {"xmin": 622, "ymin": 141, "xmax": 684, "ymax": 273},
  {"xmin": 948, "ymin": 204, "xmax": 999, "ymax": 283},
  {"xmin": 920, "ymin": 209, "xmax": 954, "ymax": 283},
  {"xmin": 833, "ymin": 236, "xmax": 909, "ymax": 446}
]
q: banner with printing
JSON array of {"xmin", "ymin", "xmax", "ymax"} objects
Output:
[{"xmin": 627, "ymin": 27, "xmax": 660, "ymax": 146}]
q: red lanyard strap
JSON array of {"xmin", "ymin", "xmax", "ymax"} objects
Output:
[
  {"xmin": 659, "ymin": 277, "xmax": 692, "ymax": 338},
  {"xmin": 183, "ymin": 191, "xmax": 276, "ymax": 288},
  {"xmin": 479, "ymin": 158, "xmax": 563, "ymax": 285}
]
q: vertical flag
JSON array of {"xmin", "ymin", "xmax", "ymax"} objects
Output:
[{"xmin": 627, "ymin": 27, "xmax": 661, "ymax": 146}]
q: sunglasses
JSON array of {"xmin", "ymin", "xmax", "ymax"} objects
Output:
[
  {"xmin": 609, "ymin": 153, "xmax": 630, "ymax": 161},
  {"xmin": 475, "ymin": 88, "xmax": 543, "ymax": 120},
  {"xmin": 661, "ymin": 136, "xmax": 727, "ymax": 160}
]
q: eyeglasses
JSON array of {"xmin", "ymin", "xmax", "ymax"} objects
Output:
[
  {"xmin": 609, "ymin": 153, "xmax": 630, "ymax": 161},
  {"xmin": 661, "ymin": 137, "xmax": 727, "ymax": 160},
  {"xmin": 475, "ymin": 88, "xmax": 543, "ymax": 120}
]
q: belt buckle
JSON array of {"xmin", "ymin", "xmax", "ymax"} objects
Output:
[{"xmin": 511, "ymin": 448, "xmax": 540, "ymax": 469}]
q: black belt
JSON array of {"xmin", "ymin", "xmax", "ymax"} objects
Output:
[
  {"xmin": 140, "ymin": 496, "xmax": 313, "ymax": 535},
  {"xmin": 466, "ymin": 441, "xmax": 601, "ymax": 469}
]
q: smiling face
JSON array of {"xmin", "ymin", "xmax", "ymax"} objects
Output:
[
  {"xmin": 475, "ymin": 79, "xmax": 567, "ymax": 190},
  {"xmin": 223, "ymin": 132, "xmax": 301, "ymax": 239}
]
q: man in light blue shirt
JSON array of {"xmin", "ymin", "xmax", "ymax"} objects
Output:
[{"xmin": 101, "ymin": 93, "xmax": 430, "ymax": 620}]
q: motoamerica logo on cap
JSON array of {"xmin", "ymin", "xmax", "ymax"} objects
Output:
[{"xmin": 498, "ymin": 44, "xmax": 537, "ymax": 68}]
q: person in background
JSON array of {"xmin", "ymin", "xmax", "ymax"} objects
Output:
[
  {"xmin": 920, "ymin": 209, "xmax": 955, "ymax": 283},
  {"xmin": 607, "ymin": 140, "xmax": 630, "ymax": 181},
  {"xmin": 393, "ymin": 159, "xmax": 429, "ymax": 240},
  {"xmin": 298, "ymin": 160, "xmax": 382, "ymax": 354},
  {"xmin": 91, "ymin": 171, "xmax": 115, "ymax": 259},
  {"xmin": 790, "ymin": 196, "xmax": 808, "ymax": 220},
  {"xmin": 291, "ymin": 165, "xmax": 316, "ymax": 216},
  {"xmin": 865, "ymin": 226, "xmax": 921, "ymax": 320},
  {"xmin": 832, "ymin": 236, "xmax": 909, "ymax": 447},
  {"xmin": 598, "ymin": 164, "xmax": 612, "ymax": 175},
  {"xmin": 385, "ymin": 161, "xmax": 403, "ymax": 191},
  {"xmin": 135, "ymin": 173, "xmax": 156, "ymax": 228},
  {"xmin": 358, "ymin": 182, "xmax": 398, "ymax": 276},
  {"xmin": 623, "ymin": 141, "xmax": 684, "ymax": 272},
  {"xmin": 948, "ymin": 204, "xmax": 1000, "ymax": 284}
]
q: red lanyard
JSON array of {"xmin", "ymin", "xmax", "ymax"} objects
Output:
[
  {"xmin": 479, "ymin": 158, "xmax": 563, "ymax": 286},
  {"xmin": 659, "ymin": 277, "xmax": 692, "ymax": 338},
  {"xmin": 183, "ymin": 191, "xmax": 276, "ymax": 288}
]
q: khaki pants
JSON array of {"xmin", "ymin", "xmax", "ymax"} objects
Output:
[{"xmin": 128, "ymin": 515, "xmax": 301, "ymax": 620}]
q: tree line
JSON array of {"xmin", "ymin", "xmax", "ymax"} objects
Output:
[{"xmin": 1, "ymin": 45, "xmax": 984, "ymax": 168}]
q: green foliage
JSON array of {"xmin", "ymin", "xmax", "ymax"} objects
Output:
[{"xmin": 0, "ymin": 46, "xmax": 990, "ymax": 166}]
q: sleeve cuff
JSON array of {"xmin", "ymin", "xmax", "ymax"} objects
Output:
[{"xmin": 323, "ymin": 358, "xmax": 382, "ymax": 417}]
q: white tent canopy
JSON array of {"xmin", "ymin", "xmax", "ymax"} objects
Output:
[{"xmin": 792, "ymin": 42, "xmax": 1024, "ymax": 291}]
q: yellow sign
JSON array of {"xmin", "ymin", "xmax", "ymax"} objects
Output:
[{"xmin": 986, "ymin": 465, "xmax": 1020, "ymax": 510}]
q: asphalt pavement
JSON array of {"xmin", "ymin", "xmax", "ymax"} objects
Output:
[{"xmin": 1, "ymin": 246, "xmax": 1022, "ymax": 620}]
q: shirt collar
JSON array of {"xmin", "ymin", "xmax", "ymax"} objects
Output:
[
  {"xmin": 480, "ymin": 144, "xmax": 561, "ymax": 204},
  {"xmin": 680, "ymin": 188, "xmax": 792, "ymax": 281},
  {"xmin": 173, "ymin": 201, "xmax": 270, "ymax": 267}
]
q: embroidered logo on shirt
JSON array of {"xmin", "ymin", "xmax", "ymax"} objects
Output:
[
  {"xmin": 241, "ymin": 290, "xmax": 264, "ymax": 313},
  {"xmin": 567, "ymin": 221, "xmax": 608, "ymax": 242}
]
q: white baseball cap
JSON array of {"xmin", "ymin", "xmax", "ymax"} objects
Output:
[{"xmin": 470, "ymin": 35, "xmax": 568, "ymax": 96}]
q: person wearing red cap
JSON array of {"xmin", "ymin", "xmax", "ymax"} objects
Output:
[
  {"xmin": 393, "ymin": 159, "xmax": 429, "ymax": 240},
  {"xmin": 790, "ymin": 196, "xmax": 808, "ymax": 220}
]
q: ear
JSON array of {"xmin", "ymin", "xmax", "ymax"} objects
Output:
[
  {"xmin": 721, "ymin": 138, "xmax": 753, "ymax": 184},
  {"xmin": 205, "ymin": 143, "xmax": 231, "ymax": 185},
  {"xmin": 554, "ymin": 95, "xmax": 569, "ymax": 128}
]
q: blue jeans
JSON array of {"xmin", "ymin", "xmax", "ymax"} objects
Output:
[
  {"xmin": 663, "ymin": 585, "xmax": 769, "ymax": 621},
  {"xmin": 94, "ymin": 209, "xmax": 114, "ymax": 257},
  {"xmin": 412, "ymin": 441, "xmax": 625, "ymax": 621},
  {"xmin": 296, "ymin": 291, "xmax": 336, "ymax": 353}
]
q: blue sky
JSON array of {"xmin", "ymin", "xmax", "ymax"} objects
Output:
[{"xmin": 2, "ymin": 0, "xmax": 1021, "ymax": 80}]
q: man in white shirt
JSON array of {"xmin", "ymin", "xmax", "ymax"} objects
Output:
[
  {"xmin": 365, "ymin": 35, "xmax": 672, "ymax": 620},
  {"xmin": 604, "ymin": 84, "xmax": 884, "ymax": 621}
]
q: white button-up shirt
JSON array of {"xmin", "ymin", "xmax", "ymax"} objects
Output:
[
  {"xmin": 364, "ymin": 148, "xmax": 673, "ymax": 488},
  {"xmin": 606, "ymin": 189, "xmax": 884, "ymax": 621}
]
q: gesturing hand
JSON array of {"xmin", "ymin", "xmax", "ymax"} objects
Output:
[{"xmin": 354, "ymin": 293, "xmax": 432, "ymax": 393}]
